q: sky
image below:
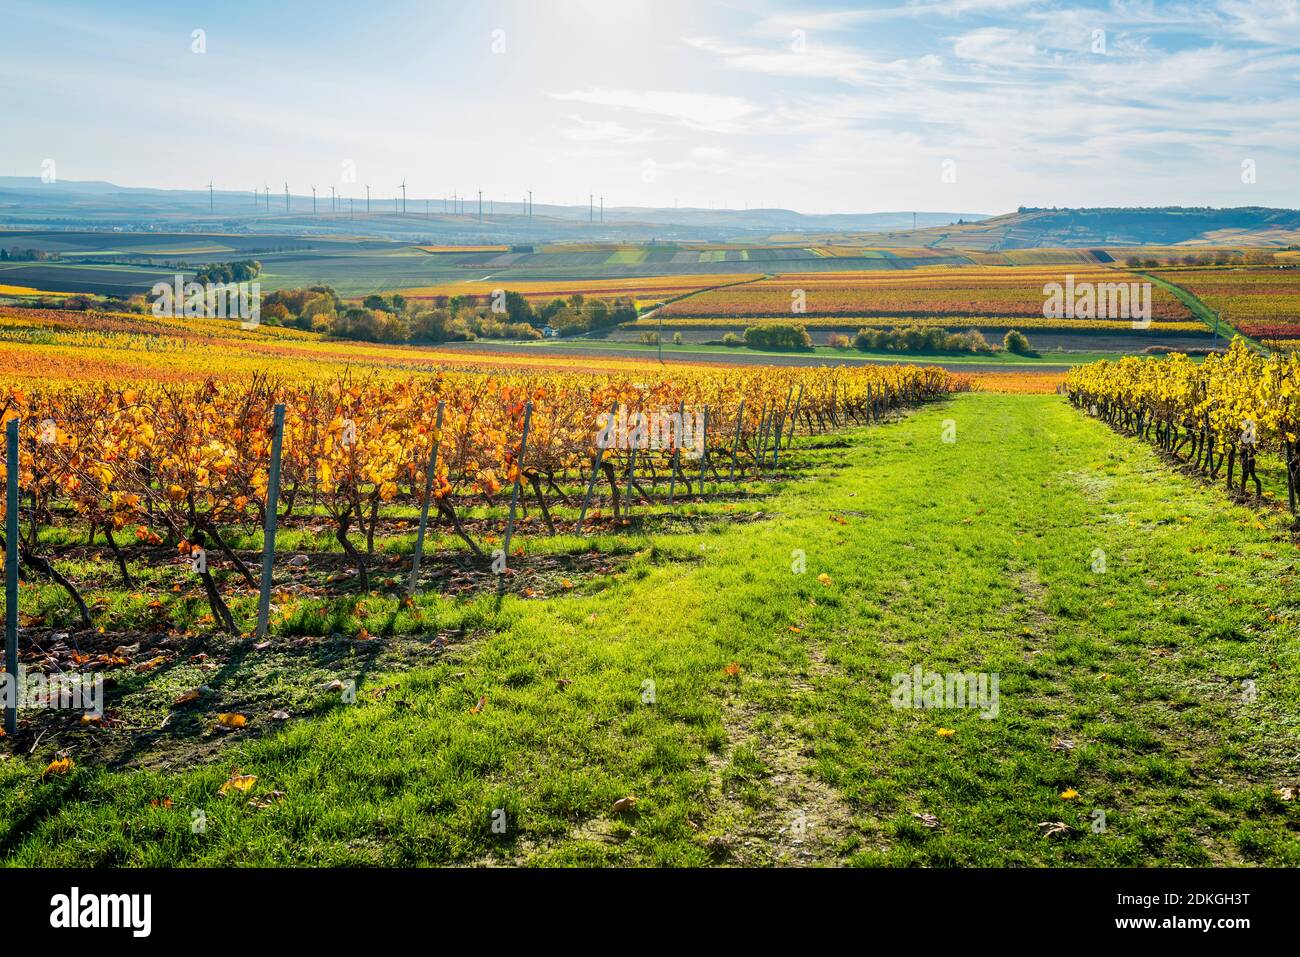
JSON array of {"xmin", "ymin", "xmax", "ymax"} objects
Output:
[{"xmin": 2, "ymin": 0, "xmax": 1299, "ymax": 215}]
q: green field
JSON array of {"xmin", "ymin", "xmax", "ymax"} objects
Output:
[{"xmin": 3, "ymin": 393, "xmax": 1295, "ymax": 866}]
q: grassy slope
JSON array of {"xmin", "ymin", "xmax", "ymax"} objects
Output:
[{"xmin": 1, "ymin": 394, "xmax": 1297, "ymax": 866}]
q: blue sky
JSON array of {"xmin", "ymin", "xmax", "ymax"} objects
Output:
[{"xmin": 3, "ymin": 0, "xmax": 1298, "ymax": 214}]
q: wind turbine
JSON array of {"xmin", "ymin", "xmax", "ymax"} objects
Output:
[
  {"xmin": 365, "ymin": 185, "xmax": 371, "ymax": 214},
  {"xmin": 399, "ymin": 179, "xmax": 407, "ymax": 214},
  {"xmin": 311, "ymin": 185, "xmax": 317, "ymax": 214},
  {"xmin": 283, "ymin": 182, "xmax": 289, "ymax": 212},
  {"xmin": 264, "ymin": 184, "xmax": 270, "ymax": 209},
  {"xmin": 589, "ymin": 193, "xmax": 594, "ymax": 223},
  {"xmin": 330, "ymin": 185, "xmax": 336, "ymax": 213},
  {"xmin": 478, "ymin": 189, "xmax": 483, "ymax": 224},
  {"xmin": 207, "ymin": 179, "xmax": 214, "ymax": 212},
  {"xmin": 528, "ymin": 190, "xmax": 533, "ymax": 219}
]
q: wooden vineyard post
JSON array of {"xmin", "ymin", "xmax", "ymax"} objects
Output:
[
  {"xmin": 625, "ymin": 443, "xmax": 638, "ymax": 520},
  {"xmin": 256, "ymin": 404, "xmax": 286, "ymax": 640},
  {"xmin": 577, "ymin": 402, "xmax": 618, "ymax": 534},
  {"xmin": 728, "ymin": 400, "xmax": 745, "ymax": 482},
  {"xmin": 697, "ymin": 405, "xmax": 709, "ymax": 498},
  {"xmin": 5, "ymin": 418, "xmax": 18, "ymax": 735},
  {"xmin": 668, "ymin": 401, "xmax": 685, "ymax": 505},
  {"xmin": 756, "ymin": 402, "xmax": 773, "ymax": 474},
  {"xmin": 785, "ymin": 384, "xmax": 803, "ymax": 448},
  {"xmin": 772, "ymin": 387, "xmax": 794, "ymax": 468},
  {"xmin": 408, "ymin": 400, "xmax": 445, "ymax": 595},
  {"xmin": 501, "ymin": 402, "xmax": 533, "ymax": 568}
]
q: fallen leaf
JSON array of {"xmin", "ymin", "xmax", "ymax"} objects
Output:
[
  {"xmin": 937, "ymin": 727, "xmax": 956, "ymax": 738},
  {"xmin": 1038, "ymin": 821, "xmax": 1074, "ymax": 838},
  {"xmin": 470, "ymin": 695, "xmax": 487, "ymax": 714},
  {"xmin": 149, "ymin": 797, "xmax": 174, "ymax": 809},
  {"xmin": 1060, "ymin": 788, "xmax": 1079, "ymax": 800},
  {"xmin": 612, "ymin": 796, "xmax": 638, "ymax": 814},
  {"xmin": 912, "ymin": 812, "xmax": 940, "ymax": 829},
  {"xmin": 217, "ymin": 713, "xmax": 248, "ymax": 729},
  {"xmin": 43, "ymin": 757, "xmax": 74, "ymax": 778},
  {"xmin": 219, "ymin": 773, "xmax": 257, "ymax": 796},
  {"xmin": 173, "ymin": 689, "xmax": 201, "ymax": 706},
  {"xmin": 724, "ymin": 662, "xmax": 741, "ymax": 677},
  {"xmin": 271, "ymin": 710, "xmax": 290, "ymax": 721}
]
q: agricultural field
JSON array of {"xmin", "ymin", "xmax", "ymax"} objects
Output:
[
  {"xmin": 1, "ymin": 308, "xmax": 1298, "ymax": 875},
  {"xmin": 631, "ymin": 265, "xmax": 1215, "ymax": 353},
  {"xmin": 0, "ymin": 247, "xmax": 1296, "ymax": 881},
  {"xmin": 1151, "ymin": 266, "xmax": 1300, "ymax": 346},
  {"xmin": 655, "ymin": 266, "xmax": 1192, "ymax": 322},
  {"xmin": 396, "ymin": 273, "xmax": 756, "ymax": 309}
]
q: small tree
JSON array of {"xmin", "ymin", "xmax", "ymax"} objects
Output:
[{"xmin": 1003, "ymin": 329, "xmax": 1031, "ymax": 354}]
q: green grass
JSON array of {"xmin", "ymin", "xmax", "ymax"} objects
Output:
[{"xmin": 1, "ymin": 394, "xmax": 1297, "ymax": 866}]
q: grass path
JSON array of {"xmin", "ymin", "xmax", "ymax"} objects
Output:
[
  {"xmin": 2, "ymin": 394, "xmax": 1297, "ymax": 865},
  {"xmin": 1140, "ymin": 270, "xmax": 1249, "ymax": 347}
]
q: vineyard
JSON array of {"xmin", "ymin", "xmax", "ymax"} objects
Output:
[
  {"xmin": 1151, "ymin": 267, "xmax": 1300, "ymax": 345},
  {"xmin": 1065, "ymin": 339, "xmax": 1300, "ymax": 511},
  {"xmin": 654, "ymin": 266, "xmax": 1194, "ymax": 323},
  {"xmin": 1, "ymin": 362, "xmax": 965, "ymax": 639}
]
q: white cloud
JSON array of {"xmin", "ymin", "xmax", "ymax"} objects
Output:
[
  {"xmin": 951, "ymin": 27, "xmax": 1039, "ymax": 64},
  {"xmin": 559, "ymin": 114, "xmax": 658, "ymax": 145},
  {"xmin": 550, "ymin": 88, "xmax": 759, "ymax": 133}
]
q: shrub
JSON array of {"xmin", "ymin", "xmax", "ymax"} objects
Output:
[
  {"xmin": 853, "ymin": 325, "xmax": 995, "ymax": 355},
  {"xmin": 1003, "ymin": 329, "xmax": 1032, "ymax": 354},
  {"xmin": 722, "ymin": 332, "xmax": 742, "ymax": 346},
  {"xmin": 827, "ymin": 333, "xmax": 852, "ymax": 349}
]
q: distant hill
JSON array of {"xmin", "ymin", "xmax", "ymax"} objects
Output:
[
  {"xmin": 0, "ymin": 177, "xmax": 979, "ymax": 244},
  {"xmin": 859, "ymin": 206, "xmax": 1300, "ymax": 250}
]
